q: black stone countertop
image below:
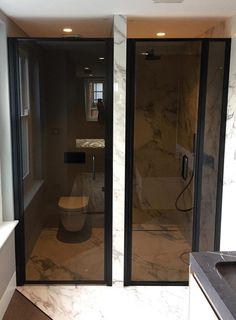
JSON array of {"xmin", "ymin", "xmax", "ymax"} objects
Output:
[{"xmin": 190, "ymin": 251, "xmax": 236, "ymax": 320}]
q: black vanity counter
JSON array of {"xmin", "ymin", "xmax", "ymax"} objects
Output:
[{"xmin": 190, "ymin": 251, "xmax": 236, "ymax": 320}]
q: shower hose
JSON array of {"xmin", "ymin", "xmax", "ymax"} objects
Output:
[{"xmin": 175, "ymin": 171, "xmax": 194, "ymax": 212}]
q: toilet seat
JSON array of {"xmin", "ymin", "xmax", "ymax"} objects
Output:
[{"xmin": 58, "ymin": 196, "xmax": 89, "ymax": 212}]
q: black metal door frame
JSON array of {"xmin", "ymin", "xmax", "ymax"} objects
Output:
[
  {"xmin": 8, "ymin": 37, "xmax": 113, "ymax": 286},
  {"xmin": 124, "ymin": 38, "xmax": 231, "ymax": 286}
]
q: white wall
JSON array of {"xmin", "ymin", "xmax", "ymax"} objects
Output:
[
  {"xmin": 0, "ymin": 163, "xmax": 3, "ymax": 225},
  {"xmin": 0, "ymin": 11, "xmax": 26, "ymax": 222},
  {"xmin": 0, "ymin": 234, "xmax": 16, "ymax": 319},
  {"xmin": 0, "ymin": 10, "xmax": 27, "ymax": 318},
  {"xmin": 0, "ymin": 10, "xmax": 27, "ymax": 37},
  {"xmin": 0, "ymin": 21, "xmax": 14, "ymax": 222}
]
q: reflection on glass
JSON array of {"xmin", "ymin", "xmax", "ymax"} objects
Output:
[
  {"xmin": 199, "ymin": 42, "xmax": 226, "ymax": 251},
  {"xmin": 85, "ymin": 79, "xmax": 105, "ymax": 121},
  {"xmin": 131, "ymin": 41, "xmax": 201, "ymax": 282},
  {"xmin": 20, "ymin": 40, "xmax": 107, "ymax": 281},
  {"xmin": 76, "ymin": 139, "xmax": 105, "ymax": 148}
]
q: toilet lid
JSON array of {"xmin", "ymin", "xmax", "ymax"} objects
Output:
[{"xmin": 58, "ymin": 196, "xmax": 89, "ymax": 211}]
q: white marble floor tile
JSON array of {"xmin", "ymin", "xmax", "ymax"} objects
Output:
[{"xmin": 17, "ymin": 284, "xmax": 189, "ymax": 320}]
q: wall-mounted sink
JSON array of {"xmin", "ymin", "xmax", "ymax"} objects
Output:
[{"xmin": 216, "ymin": 261, "xmax": 236, "ymax": 293}]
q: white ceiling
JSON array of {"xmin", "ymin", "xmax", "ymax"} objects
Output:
[
  {"xmin": 0, "ymin": 0, "xmax": 236, "ymax": 37},
  {"xmin": 0, "ymin": 0, "xmax": 236, "ymax": 18},
  {"xmin": 1, "ymin": 0, "xmax": 236, "ymax": 18}
]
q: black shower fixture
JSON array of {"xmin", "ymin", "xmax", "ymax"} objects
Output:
[{"xmin": 141, "ymin": 49, "xmax": 161, "ymax": 61}]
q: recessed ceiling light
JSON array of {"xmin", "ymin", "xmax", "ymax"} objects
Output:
[
  {"xmin": 140, "ymin": 52, "xmax": 149, "ymax": 56},
  {"xmin": 63, "ymin": 28, "xmax": 72, "ymax": 33},
  {"xmin": 156, "ymin": 32, "xmax": 166, "ymax": 37},
  {"xmin": 89, "ymin": 74, "xmax": 94, "ymax": 77},
  {"xmin": 99, "ymin": 57, "xmax": 105, "ymax": 60},
  {"xmin": 84, "ymin": 67, "xmax": 90, "ymax": 70}
]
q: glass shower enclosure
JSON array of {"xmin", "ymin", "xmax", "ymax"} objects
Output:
[
  {"xmin": 9, "ymin": 38, "xmax": 113, "ymax": 285},
  {"xmin": 125, "ymin": 39, "xmax": 231, "ymax": 284}
]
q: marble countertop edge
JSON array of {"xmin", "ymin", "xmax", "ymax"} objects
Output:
[{"xmin": 190, "ymin": 251, "xmax": 236, "ymax": 320}]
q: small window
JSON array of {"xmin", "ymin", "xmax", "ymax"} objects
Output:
[
  {"xmin": 19, "ymin": 54, "xmax": 30, "ymax": 116},
  {"xmin": 19, "ymin": 51, "xmax": 30, "ymax": 179},
  {"xmin": 85, "ymin": 79, "xmax": 104, "ymax": 121},
  {"xmin": 21, "ymin": 117, "xmax": 29, "ymax": 179}
]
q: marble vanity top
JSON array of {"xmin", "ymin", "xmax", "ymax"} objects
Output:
[{"xmin": 190, "ymin": 251, "xmax": 236, "ymax": 320}]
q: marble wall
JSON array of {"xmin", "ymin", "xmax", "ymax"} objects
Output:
[
  {"xmin": 133, "ymin": 44, "xmax": 199, "ymax": 212},
  {"xmin": 134, "ymin": 53, "xmax": 179, "ymax": 176},
  {"xmin": 113, "ymin": 15, "xmax": 127, "ymax": 283},
  {"xmin": 177, "ymin": 50, "xmax": 200, "ymax": 153},
  {"xmin": 200, "ymin": 21, "xmax": 228, "ymax": 38},
  {"xmin": 200, "ymin": 15, "xmax": 236, "ymax": 251}
]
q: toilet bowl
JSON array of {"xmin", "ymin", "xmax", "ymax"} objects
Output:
[{"xmin": 58, "ymin": 196, "xmax": 89, "ymax": 232}]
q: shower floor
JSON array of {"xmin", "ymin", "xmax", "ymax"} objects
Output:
[
  {"xmin": 132, "ymin": 228, "xmax": 190, "ymax": 282},
  {"xmin": 26, "ymin": 210, "xmax": 191, "ymax": 282},
  {"xmin": 26, "ymin": 225, "xmax": 104, "ymax": 281},
  {"xmin": 131, "ymin": 208, "xmax": 192, "ymax": 282}
]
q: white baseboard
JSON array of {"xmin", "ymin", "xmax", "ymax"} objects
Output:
[{"xmin": 0, "ymin": 272, "xmax": 16, "ymax": 319}]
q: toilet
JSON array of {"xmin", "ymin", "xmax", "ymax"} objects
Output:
[{"xmin": 58, "ymin": 196, "xmax": 89, "ymax": 232}]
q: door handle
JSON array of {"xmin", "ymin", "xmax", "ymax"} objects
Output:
[{"xmin": 92, "ymin": 155, "xmax": 96, "ymax": 180}]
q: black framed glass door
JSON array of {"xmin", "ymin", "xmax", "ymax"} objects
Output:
[
  {"xmin": 9, "ymin": 38, "xmax": 113, "ymax": 285},
  {"xmin": 125, "ymin": 39, "xmax": 231, "ymax": 285}
]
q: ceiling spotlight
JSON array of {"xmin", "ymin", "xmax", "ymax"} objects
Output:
[
  {"xmin": 156, "ymin": 32, "xmax": 166, "ymax": 37},
  {"xmin": 83, "ymin": 67, "xmax": 92, "ymax": 75},
  {"xmin": 140, "ymin": 52, "xmax": 149, "ymax": 56},
  {"xmin": 63, "ymin": 28, "xmax": 72, "ymax": 33},
  {"xmin": 99, "ymin": 57, "xmax": 105, "ymax": 60}
]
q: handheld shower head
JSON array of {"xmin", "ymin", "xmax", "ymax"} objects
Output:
[{"xmin": 140, "ymin": 49, "xmax": 161, "ymax": 61}]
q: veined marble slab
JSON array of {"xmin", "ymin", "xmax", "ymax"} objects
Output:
[
  {"xmin": 112, "ymin": 15, "xmax": 127, "ymax": 283},
  {"xmin": 17, "ymin": 284, "xmax": 189, "ymax": 320}
]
